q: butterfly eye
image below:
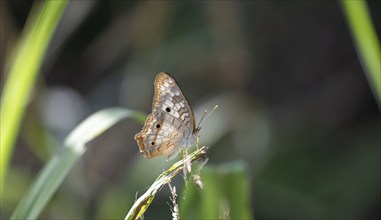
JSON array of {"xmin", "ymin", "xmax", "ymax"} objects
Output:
[
  {"xmin": 151, "ymin": 141, "xmax": 155, "ymax": 145},
  {"xmin": 166, "ymin": 107, "xmax": 171, "ymax": 112},
  {"xmin": 156, "ymin": 124, "xmax": 160, "ymax": 128}
]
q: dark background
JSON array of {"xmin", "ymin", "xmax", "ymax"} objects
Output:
[{"xmin": 2, "ymin": 1, "xmax": 380, "ymax": 219}]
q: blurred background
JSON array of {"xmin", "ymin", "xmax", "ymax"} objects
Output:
[{"xmin": 1, "ymin": 1, "xmax": 380, "ymax": 219}]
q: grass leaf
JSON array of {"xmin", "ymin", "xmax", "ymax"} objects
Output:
[
  {"xmin": 180, "ymin": 161, "xmax": 253, "ymax": 219},
  {"xmin": 11, "ymin": 108, "xmax": 145, "ymax": 220},
  {"xmin": 125, "ymin": 146, "xmax": 209, "ymax": 220},
  {"xmin": 0, "ymin": 0, "xmax": 68, "ymax": 195},
  {"xmin": 341, "ymin": 0, "xmax": 381, "ymax": 107}
]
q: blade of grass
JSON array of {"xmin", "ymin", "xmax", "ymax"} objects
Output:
[
  {"xmin": 221, "ymin": 161, "xmax": 253, "ymax": 219},
  {"xmin": 199, "ymin": 168, "xmax": 221, "ymax": 219},
  {"xmin": 0, "ymin": 0, "xmax": 68, "ymax": 195},
  {"xmin": 180, "ymin": 161, "xmax": 253, "ymax": 219},
  {"xmin": 341, "ymin": 0, "xmax": 381, "ymax": 108},
  {"xmin": 178, "ymin": 176, "xmax": 200, "ymax": 219},
  {"xmin": 11, "ymin": 108, "xmax": 145, "ymax": 220},
  {"xmin": 125, "ymin": 146, "xmax": 209, "ymax": 220}
]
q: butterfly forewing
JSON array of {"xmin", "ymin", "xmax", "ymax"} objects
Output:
[
  {"xmin": 135, "ymin": 72, "xmax": 197, "ymax": 159},
  {"xmin": 153, "ymin": 73, "xmax": 196, "ymax": 131}
]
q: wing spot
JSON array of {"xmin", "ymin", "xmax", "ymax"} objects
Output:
[
  {"xmin": 156, "ymin": 124, "xmax": 161, "ymax": 128},
  {"xmin": 151, "ymin": 141, "xmax": 155, "ymax": 145},
  {"xmin": 166, "ymin": 107, "xmax": 171, "ymax": 112}
]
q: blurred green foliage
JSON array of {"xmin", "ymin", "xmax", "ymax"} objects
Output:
[
  {"xmin": 180, "ymin": 162, "xmax": 253, "ymax": 219},
  {"xmin": 0, "ymin": 0, "xmax": 68, "ymax": 195},
  {"xmin": 11, "ymin": 108, "xmax": 145, "ymax": 219},
  {"xmin": 342, "ymin": 0, "xmax": 381, "ymax": 106}
]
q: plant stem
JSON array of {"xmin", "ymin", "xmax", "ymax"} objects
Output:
[{"xmin": 125, "ymin": 146, "xmax": 209, "ymax": 220}]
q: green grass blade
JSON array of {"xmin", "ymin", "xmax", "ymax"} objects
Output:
[
  {"xmin": 341, "ymin": 0, "xmax": 381, "ymax": 107},
  {"xmin": 125, "ymin": 146, "xmax": 209, "ymax": 220},
  {"xmin": 0, "ymin": 0, "xmax": 68, "ymax": 195},
  {"xmin": 180, "ymin": 162, "xmax": 253, "ymax": 219},
  {"xmin": 199, "ymin": 168, "xmax": 221, "ymax": 219},
  {"xmin": 221, "ymin": 161, "xmax": 253, "ymax": 219},
  {"xmin": 11, "ymin": 108, "xmax": 145, "ymax": 220},
  {"xmin": 178, "ymin": 177, "xmax": 199, "ymax": 219}
]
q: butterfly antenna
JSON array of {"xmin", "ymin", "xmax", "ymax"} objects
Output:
[
  {"xmin": 196, "ymin": 105, "xmax": 219, "ymax": 130},
  {"xmin": 197, "ymin": 109, "xmax": 208, "ymax": 130}
]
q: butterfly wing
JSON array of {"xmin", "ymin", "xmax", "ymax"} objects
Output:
[{"xmin": 135, "ymin": 72, "xmax": 196, "ymax": 159}]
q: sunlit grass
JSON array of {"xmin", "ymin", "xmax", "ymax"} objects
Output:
[
  {"xmin": 0, "ymin": 0, "xmax": 68, "ymax": 196},
  {"xmin": 124, "ymin": 151, "xmax": 253, "ymax": 220},
  {"xmin": 124, "ymin": 146, "xmax": 209, "ymax": 220},
  {"xmin": 180, "ymin": 161, "xmax": 253, "ymax": 219},
  {"xmin": 341, "ymin": 0, "xmax": 381, "ymax": 107},
  {"xmin": 11, "ymin": 108, "xmax": 145, "ymax": 220}
]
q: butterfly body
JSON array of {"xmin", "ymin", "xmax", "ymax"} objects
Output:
[{"xmin": 135, "ymin": 72, "xmax": 198, "ymax": 160}]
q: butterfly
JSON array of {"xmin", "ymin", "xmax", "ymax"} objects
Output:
[{"xmin": 134, "ymin": 72, "xmax": 200, "ymax": 160}]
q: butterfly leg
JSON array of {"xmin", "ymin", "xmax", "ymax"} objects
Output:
[{"xmin": 180, "ymin": 149, "xmax": 192, "ymax": 182}]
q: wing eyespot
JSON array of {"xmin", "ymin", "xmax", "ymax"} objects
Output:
[
  {"xmin": 151, "ymin": 141, "xmax": 155, "ymax": 145},
  {"xmin": 166, "ymin": 107, "xmax": 171, "ymax": 112},
  {"xmin": 156, "ymin": 124, "xmax": 161, "ymax": 128}
]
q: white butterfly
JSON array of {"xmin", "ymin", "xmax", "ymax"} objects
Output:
[{"xmin": 135, "ymin": 72, "xmax": 199, "ymax": 160}]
